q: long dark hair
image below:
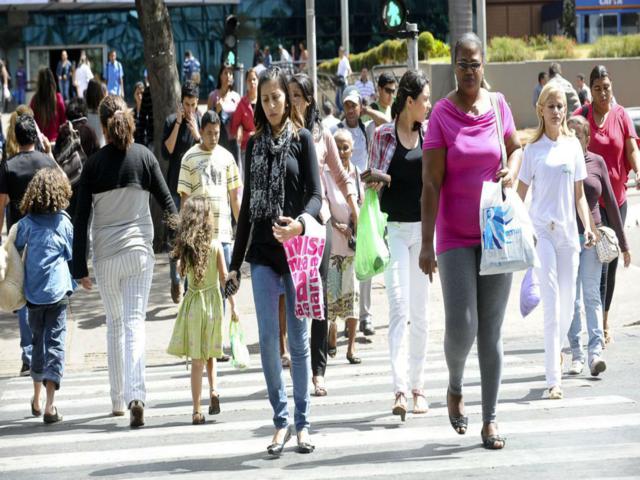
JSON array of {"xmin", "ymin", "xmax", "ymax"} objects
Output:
[
  {"xmin": 86, "ymin": 79, "xmax": 107, "ymax": 111},
  {"xmin": 99, "ymin": 95, "xmax": 135, "ymax": 150},
  {"xmin": 589, "ymin": 64, "xmax": 611, "ymax": 88},
  {"xmin": 391, "ymin": 70, "xmax": 429, "ymax": 130},
  {"xmin": 32, "ymin": 68, "xmax": 57, "ymax": 129},
  {"xmin": 217, "ymin": 62, "xmax": 234, "ymax": 93},
  {"xmin": 288, "ymin": 72, "xmax": 321, "ymax": 139},
  {"xmin": 254, "ymin": 67, "xmax": 303, "ymax": 137}
]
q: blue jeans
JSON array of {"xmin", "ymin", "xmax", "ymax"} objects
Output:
[
  {"xmin": 14, "ymin": 88, "xmax": 25, "ymax": 105},
  {"xmin": 251, "ymin": 263, "xmax": 311, "ymax": 432},
  {"xmin": 18, "ymin": 306, "xmax": 32, "ymax": 367},
  {"xmin": 568, "ymin": 238, "xmax": 604, "ymax": 364},
  {"xmin": 29, "ymin": 300, "xmax": 67, "ymax": 389},
  {"xmin": 59, "ymin": 79, "xmax": 70, "ymax": 101}
]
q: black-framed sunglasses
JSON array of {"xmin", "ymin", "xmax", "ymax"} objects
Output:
[
  {"xmin": 456, "ymin": 61, "xmax": 482, "ymax": 72},
  {"xmin": 383, "ymin": 87, "xmax": 397, "ymax": 95}
]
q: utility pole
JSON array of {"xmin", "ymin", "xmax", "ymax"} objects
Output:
[
  {"xmin": 476, "ymin": 0, "xmax": 487, "ymax": 51},
  {"xmin": 306, "ymin": 0, "xmax": 317, "ymax": 99},
  {"xmin": 406, "ymin": 22, "xmax": 419, "ymax": 70},
  {"xmin": 341, "ymin": 0, "xmax": 349, "ymax": 54}
]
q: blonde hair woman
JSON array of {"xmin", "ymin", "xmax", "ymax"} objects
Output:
[{"xmin": 517, "ymin": 83, "xmax": 595, "ymax": 400}]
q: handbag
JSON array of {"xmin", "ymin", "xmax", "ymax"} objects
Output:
[
  {"xmin": 0, "ymin": 225, "xmax": 26, "ymax": 313},
  {"xmin": 595, "ymin": 226, "xmax": 620, "ymax": 264}
]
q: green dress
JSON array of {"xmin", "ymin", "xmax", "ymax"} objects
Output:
[{"xmin": 167, "ymin": 241, "xmax": 224, "ymax": 360}]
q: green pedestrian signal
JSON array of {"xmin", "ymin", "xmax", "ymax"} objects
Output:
[{"xmin": 382, "ymin": 0, "xmax": 407, "ymax": 33}]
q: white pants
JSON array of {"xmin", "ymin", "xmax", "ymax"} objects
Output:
[
  {"xmin": 383, "ymin": 222, "xmax": 429, "ymax": 395},
  {"xmin": 534, "ymin": 228, "xmax": 579, "ymax": 388},
  {"xmin": 94, "ymin": 249, "xmax": 155, "ymax": 411}
]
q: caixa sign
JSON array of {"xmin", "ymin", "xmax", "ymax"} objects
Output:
[{"xmin": 576, "ymin": 0, "xmax": 631, "ymax": 7}]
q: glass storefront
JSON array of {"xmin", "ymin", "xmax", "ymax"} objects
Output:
[{"xmin": 576, "ymin": 0, "xmax": 640, "ymax": 43}]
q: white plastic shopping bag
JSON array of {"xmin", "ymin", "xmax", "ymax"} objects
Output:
[{"xmin": 479, "ymin": 182, "xmax": 538, "ymax": 276}]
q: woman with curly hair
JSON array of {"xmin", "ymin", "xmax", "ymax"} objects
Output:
[
  {"xmin": 167, "ymin": 196, "xmax": 234, "ymax": 424},
  {"xmin": 30, "ymin": 68, "xmax": 66, "ymax": 142},
  {"xmin": 72, "ymin": 94, "xmax": 176, "ymax": 428},
  {"xmin": 14, "ymin": 167, "xmax": 74, "ymax": 424}
]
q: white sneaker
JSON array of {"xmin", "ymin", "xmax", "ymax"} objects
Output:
[
  {"xmin": 590, "ymin": 357, "xmax": 607, "ymax": 377},
  {"xmin": 568, "ymin": 359, "xmax": 584, "ymax": 375}
]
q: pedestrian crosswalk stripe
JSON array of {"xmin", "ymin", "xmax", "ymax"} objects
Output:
[
  {"xmin": 1, "ymin": 414, "xmax": 639, "ymax": 473},
  {"xmin": 0, "ymin": 395, "xmax": 631, "ymax": 451}
]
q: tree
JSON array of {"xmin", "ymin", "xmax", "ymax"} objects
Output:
[
  {"xmin": 562, "ymin": 0, "xmax": 577, "ymax": 39},
  {"xmin": 448, "ymin": 0, "xmax": 473, "ymax": 58},
  {"xmin": 135, "ymin": 0, "xmax": 181, "ymax": 250}
]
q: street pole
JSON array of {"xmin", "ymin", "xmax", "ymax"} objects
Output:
[
  {"xmin": 406, "ymin": 22, "xmax": 419, "ymax": 70},
  {"xmin": 306, "ymin": 0, "xmax": 317, "ymax": 99},
  {"xmin": 341, "ymin": 0, "xmax": 349, "ymax": 54},
  {"xmin": 476, "ymin": 0, "xmax": 487, "ymax": 51}
]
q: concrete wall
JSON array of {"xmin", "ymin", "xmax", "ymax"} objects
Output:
[{"xmin": 422, "ymin": 58, "xmax": 640, "ymax": 129}]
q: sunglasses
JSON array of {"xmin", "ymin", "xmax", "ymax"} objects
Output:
[
  {"xmin": 456, "ymin": 61, "xmax": 482, "ymax": 72},
  {"xmin": 383, "ymin": 87, "xmax": 396, "ymax": 95}
]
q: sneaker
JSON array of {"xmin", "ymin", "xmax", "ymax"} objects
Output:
[
  {"xmin": 359, "ymin": 320, "xmax": 375, "ymax": 336},
  {"xmin": 170, "ymin": 281, "xmax": 183, "ymax": 304},
  {"xmin": 129, "ymin": 400, "xmax": 145, "ymax": 428},
  {"xmin": 19, "ymin": 363, "xmax": 30, "ymax": 377},
  {"xmin": 568, "ymin": 359, "xmax": 584, "ymax": 375},
  {"xmin": 548, "ymin": 386, "xmax": 563, "ymax": 400},
  {"xmin": 590, "ymin": 357, "xmax": 607, "ymax": 377}
]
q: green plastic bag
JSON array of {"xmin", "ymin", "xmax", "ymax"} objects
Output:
[
  {"xmin": 229, "ymin": 321, "xmax": 250, "ymax": 369},
  {"xmin": 355, "ymin": 188, "xmax": 389, "ymax": 281}
]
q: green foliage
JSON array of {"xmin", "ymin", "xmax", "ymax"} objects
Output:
[
  {"xmin": 562, "ymin": 0, "xmax": 577, "ymax": 39},
  {"xmin": 544, "ymin": 35, "xmax": 578, "ymax": 59},
  {"xmin": 527, "ymin": 34, "xmax": 550, "ymax": 50},
  {"xmin": 488, "ymin": 37, "xmax": 535, "ymax": 62},
  {"xmin": 591, "ymin": 34, "xmax": 640, "ymax": 58},
  {"xmin": 318, "ymin": 31, "xmax": 449, "ymax": 73}
]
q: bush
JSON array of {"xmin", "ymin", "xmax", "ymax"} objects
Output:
[
  {"xmin": 318, "ymin": 32, "xmax": 449, "ymax": 72},
  {"xmin": 527, "ymin": 34, "xmax": 549, "ymax": 50},
  {"xmin": 591, "ymin": 34, "xmax": 640, "ymax": 57},
  {"xmin": 488, "ymin": 37, "xmax": 535, "ymax": 62},
  {"xmin": 544, "ymin": 35, "xmax": 578, "ymax": 59}
]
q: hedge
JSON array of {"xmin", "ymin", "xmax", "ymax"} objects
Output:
[
  {"xmin": 591, "ymin": 34, "xmax": 640, "ymax": 57},
  {"xmin": 318, "ymin": 32, "xmax": 450, "ymax": 73},
  {"xmin": 488, "ymin": 37, "xmax": 535, "ymax": 62},
  {"xmin": 544, "ymin": 35, "xmax": 578, "ymax": 59}
]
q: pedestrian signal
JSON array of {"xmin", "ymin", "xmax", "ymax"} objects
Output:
[
  {"xmin": 382, "ymin": 0, "xmax": 407, "ymax": 33},
  {"xmin": 222, "ymin": 14, "xmax": 239, "ymax": 66}
]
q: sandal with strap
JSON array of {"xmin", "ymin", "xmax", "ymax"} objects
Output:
[
  {"xmin": 31, "ymin": 397, "xmax": 42, "ymax": 417},
  {"xmin": 209, "ymin": 391, "xmax": 221, "ymax": 415},
  {"xmin": 43, "ymin": 406, "xmax": 63, "ymax": 424},
  {"xmin": 192, "ymin": 412, "xmax": 205, "ymax": 425},
  {"xmin": 412, "ymin": 390, "xmax": 429, "ymax": 414},
  {"xmin": 312, "ymin": 377, "xmax": 327, "ymax": 397},
  {"xmin": 346, "ymin": 353, "xmax": 361, "ymax": 364},
  {"xmin": 447, "ymin": 388, "xmax": 468, "ymax": 435},
  {"xmin": 328, "ymin": 322, "xmax": 337, "ymax": 358},
  {"xmin": 392, "ymin": 392, "xmax": 408, "ymax": 422},
  {"xmin": 481, "ymin": 424, "xmax": 506, "ymax": 450}
]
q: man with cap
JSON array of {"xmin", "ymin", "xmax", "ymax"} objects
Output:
[{"xmin": 331, "ymin": 86, "xmax": 376, "ymax": 336}]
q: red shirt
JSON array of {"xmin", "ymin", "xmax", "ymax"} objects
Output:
[
  {"xmin": 230, "ymin": 95, "xmax": 255, "ymax": 152},
  {"xmin": 30, "ymin": 92, "xmax": 66, "ymax": 142},
  {"xmin": 573, "ymin": 103, "xmax": 637, "ymax": 207}
]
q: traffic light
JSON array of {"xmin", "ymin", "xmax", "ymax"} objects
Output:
[
  {"xmin": 382, "ymin": 0, "xmax": 407, "ymax": 33},
  {"xmin": 222, "ymin": 14, "xmax": 239, "ymax": 66}
]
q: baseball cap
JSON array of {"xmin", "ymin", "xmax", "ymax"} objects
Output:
[{"xmin": 342, "ymin": 86, "xmax": 361, "ymax": 105}]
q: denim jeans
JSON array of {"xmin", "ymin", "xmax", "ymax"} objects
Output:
[
  {"xmin": 59, "ymin": 79, "xmax": 70, "ymax": 101},
  {"xmin": 568, "ymin": 238, "xmax": 604, "ymax": 364},
  {"xmin": 29, "ymin": 300, "xmax": 67, "ymax": 389},
  {"xmin": 251, "ymin": 263, "xmax": 311, "ymax": 432},
  {"xmin": 18, "ymin": 306, "xmax": 32, "ymax": 367}
]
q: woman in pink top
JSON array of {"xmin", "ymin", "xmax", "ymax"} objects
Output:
[
  {"xmin": 420, "ymin": 33, "xmax": 522, "ymax": 450},
  {"xmin": 573, "ymin": 65, "xmax": 640, "ymax": 344},
  {"xmin": 30, "ymin": 68, "xmax": 66, "ymax": 142},
  {"xmin": 230, "ymin": 68, "xmax": 258, "ymax": 177},
  {"xmin": 288, "ymin": 73, "xmax": 359, "ymax": 397}
]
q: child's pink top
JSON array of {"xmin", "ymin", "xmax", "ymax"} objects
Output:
[{"xmin": 422, "ymin": 93, "xmax": 515, "ymax": 255}]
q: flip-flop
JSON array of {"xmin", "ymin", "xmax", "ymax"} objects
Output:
[{"xmin": 31, "ymin": 397, "xmax": 42, "ymax": 417}]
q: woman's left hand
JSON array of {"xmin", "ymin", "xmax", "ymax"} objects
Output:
[
  {"xmin": 496, "ymin": 167, "xmax": 515, "ymax": 188},
  {"xmin": 623, "ymin": 250, "xmax": 631, "ymax": 268},
  {"xmin": 272, "ymin": 216, "xmax": 303, "ymax": 243},
  {"xmin": 583, "ymin": 230, "xmax": 596, "ymax": 249}
]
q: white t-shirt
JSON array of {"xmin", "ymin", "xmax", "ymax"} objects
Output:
[
  {"xmin": 347, "ymin": 125, "xmax": 368, "ymax": 172},
  {"xmin": 75, "ymin": 63, "xmax": 93, "ymax": 98},
  {"xmin": 519, "ymin": 134, "xmax": 587, "ymax": 249},
  {"xmin": 337, "ymin": 56, "xmax": 351, "ymax": 81}
]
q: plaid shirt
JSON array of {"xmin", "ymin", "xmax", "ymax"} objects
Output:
[{"xmin": 370, "ymin": 121, "xmax": 428, "ymax": 174}]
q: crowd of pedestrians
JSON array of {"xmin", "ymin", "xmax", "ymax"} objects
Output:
[{"xmin": 1, "ymin": 32, "xmax": 638, "ymax": 458}]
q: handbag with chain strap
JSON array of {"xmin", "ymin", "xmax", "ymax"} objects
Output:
[{"xmin": 595, "ymin": 226, "xmax": 620, "ymax": 264}]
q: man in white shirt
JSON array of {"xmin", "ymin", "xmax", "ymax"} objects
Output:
[
  {"xmin": 321, "ymin": 101, "xmax": 340, "ymax": 131},
  {"xmin": 355, "ymin": 68, "xmax": 375, "ymax": 103},
  {"xmin": 335, "ymin": 46, "xmax": 352, "ymax": 113}
]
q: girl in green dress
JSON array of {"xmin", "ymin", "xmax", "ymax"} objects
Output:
[{"xmin": 167, "ymin": 196, "xmax": 238, "ymax": 424}]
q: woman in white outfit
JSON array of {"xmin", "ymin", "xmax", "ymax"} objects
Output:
[
  {"xmin": 369, "ymin": 70, "xmax": 431, "ymax": 420},
  {"xmin": 516, "ymin": 83, "xmax": 596, "ymax": 400}
]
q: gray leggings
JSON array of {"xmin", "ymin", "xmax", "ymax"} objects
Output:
[{"xmin": 438, "ymin": 246, "xmax": 512, "ymax": 423}]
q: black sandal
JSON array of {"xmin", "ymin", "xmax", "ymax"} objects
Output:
[
  {"xmin": 481, "ymin": 425, "xmax": 506, "ymax": 450},
  {"xmin": 447, "ymin": 388, "xmax": 468, "ymax": 435},
  {"xmin": 43, "ymin": 406, "xmax": 63, "ymax": 424},
  {"xmin": 192, "ymin": 412, "xmax": 205, "ymax": 425},
  {"xmin": 31, "ymin": 397, "xmax": 42, "ymax": 417},
  {"xmin": 209, "ymin": 392, "xmax": 220, "ymax": 415},
  {"xmin": 346, "ymin": 354, "xmax": 361, "ymax": 364}
]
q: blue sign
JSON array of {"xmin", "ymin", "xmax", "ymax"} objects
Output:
[{"xmin": 576, "ymin": 0, "xmax": 639, "ymax": 8}]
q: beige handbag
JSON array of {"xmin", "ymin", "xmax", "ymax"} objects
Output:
[
  {"xmin": 0, "ymin": 224, "xmax": 26, "ymax": 312},
  {"xmin": 595, "ymin": 226, "xmax": 620, "ymax": 264}
]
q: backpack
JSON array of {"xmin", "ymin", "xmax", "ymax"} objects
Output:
[{"xmin": 55, "ymin": 120, "xmax": 85, "ymax": 187}]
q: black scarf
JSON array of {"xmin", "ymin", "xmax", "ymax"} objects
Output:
[{"xmin": 249, "ymin": 121, "xmax": 294, "ymax": 222}]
